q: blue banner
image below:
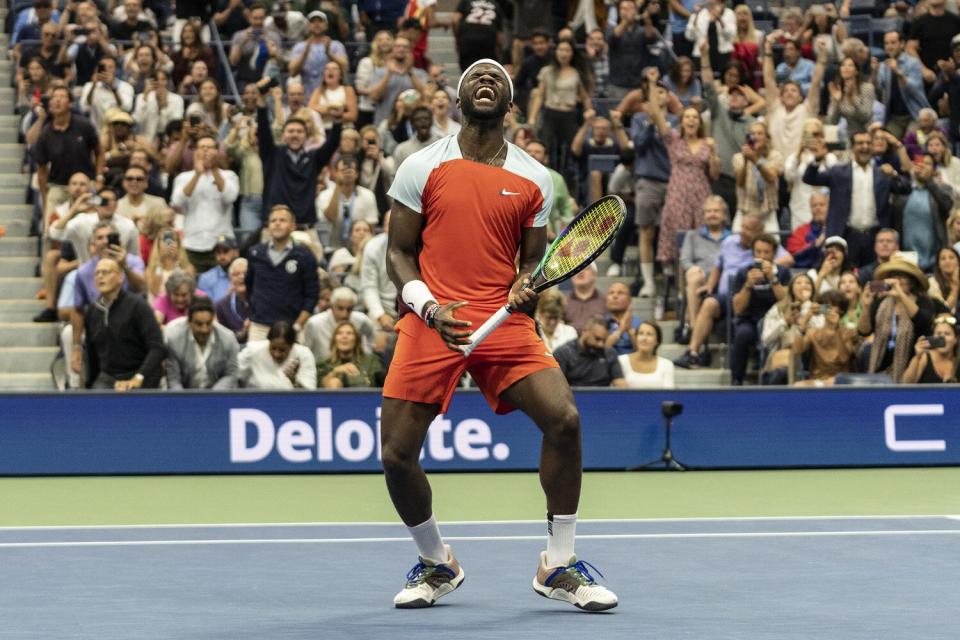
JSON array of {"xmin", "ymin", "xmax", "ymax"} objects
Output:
[{"xmin": 0, "ymin": 388, "xmax": 958, "ymax": 475}]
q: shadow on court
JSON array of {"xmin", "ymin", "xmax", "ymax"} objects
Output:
[{"xmin": 1, "ymin": 518, "xmax": 958, "ymax": 639}]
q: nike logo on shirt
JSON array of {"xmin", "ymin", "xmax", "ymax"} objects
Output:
[{"xmin": 500, "ymin": 189, "xmax": 520, "ymax": 196}]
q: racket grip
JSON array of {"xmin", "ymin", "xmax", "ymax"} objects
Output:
[{"xmin": 461, "ymin": 305, "xmax": 513, "ymax": 357}]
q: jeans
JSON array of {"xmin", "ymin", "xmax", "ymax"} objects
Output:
[
  {"xmin": 238, "ymin": 194, "xmax": 263, "ymax": 235},
  {"xmin": 730, "ymin": 319, "xmax": 759, "ymax": 385}
]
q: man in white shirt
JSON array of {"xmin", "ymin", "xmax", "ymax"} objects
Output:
[
  {"xmin": 762, "ymin": 31, "xmax": 825, "ymax": 159},
  {"xmin": 686, "ymin": 0, "xmax": 736, "ymax": 73},
  {"xmin": 116, "ymin": 165, "xmax": 168, "ymax": 226},
  {"xmin": 79, "ymin": 56, "xmax": 135, "ymax": 131},
  {"xmin": 301, "ymin": 286, "xmax": 377, "ymax": 362},
  {"xmin": 49, "ymin": 185, "xmax": 139, "ymax": 263},
  {"xmin": 361, "ymin": 210, "xmax": 397, "ymax": 331},
  {"xmin": 316, "ymin": 154, "xmax": 379, "ymax": 250},
  {"xmin": 171, "ymin": 134, "xmax": 240, "ymax": 273}
]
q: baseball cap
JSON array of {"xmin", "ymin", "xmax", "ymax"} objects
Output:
[
  {"xmin": 214, "ymin": 235, "xmax": 238, "ymax": 250},
  {"xmin": 307, "ymin": 10, "xmax": 327, "ymax": 21}
]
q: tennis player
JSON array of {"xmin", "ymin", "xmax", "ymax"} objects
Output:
[{"xmin": 381, "ymin": 59, "xmax": 618, "ymax": 612}]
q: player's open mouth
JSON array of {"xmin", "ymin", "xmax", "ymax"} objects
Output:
[{"xmin": 474, "ymin": 86, "xmax": 497, "ymax": 104}]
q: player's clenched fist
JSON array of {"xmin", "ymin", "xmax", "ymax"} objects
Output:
[
  {"xmin": 508, "ymin": 274, "xmax": 538, "ymax": 315},
  {"xmin": 426, "ymin": 301, "xmax": 473, "ymax": 352}
]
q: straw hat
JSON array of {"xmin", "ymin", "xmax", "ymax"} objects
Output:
[{"xmin": 874, "ymin": 256, "xmax": 928, "ymax": 292}]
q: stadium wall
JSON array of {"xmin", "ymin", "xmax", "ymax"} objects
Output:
[{"xmin": 0, "ymin": 389, "xmax": 957, "ymax": 475}]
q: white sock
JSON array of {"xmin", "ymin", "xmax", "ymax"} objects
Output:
[
  {"xmin": 640, "ymin": 262, "xmax": 655, "ymax": 284},
  {"xmin": 408, "ymin": 514, "xmax": 447, "ymax": 564},
  {"xmin": 546, "ymin": 513, "xmax": 577, "ymax": 567}
]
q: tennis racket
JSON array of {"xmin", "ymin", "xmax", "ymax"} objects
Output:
[{"xmin": 461, "ymin": 195, "xmax": 627, "ymax": 357}]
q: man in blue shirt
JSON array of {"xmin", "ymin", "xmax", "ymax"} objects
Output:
[
  {"xmin": 901, "ymin": 153, "xmax": 954, "ymax": 271},
  {"xmin": 775, "ymin": 40, "xmax": 815, "ymax": 96},
  {"xmin": 198, "ymin": 235, "xmax": 239, "ymax": 303}
]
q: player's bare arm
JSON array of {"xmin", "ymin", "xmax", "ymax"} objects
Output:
[
  {"xmin": 387, "ymin": 200, "xmax": 472, "ymax": 351},
  {"xmin": 508, "ymin": 225, "xmax": 547, "ymax": 315}
]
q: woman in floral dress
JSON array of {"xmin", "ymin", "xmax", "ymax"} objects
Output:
[{"xmin": 646, "ymin": 79, "xmax": 720, "ymax": 264}]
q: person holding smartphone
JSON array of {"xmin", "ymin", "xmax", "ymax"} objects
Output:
[
  {"xmin": 903, "ymin": 315, "xmax": 960, "ymax": 384},
  {"xmin": 792, "ymin": 290, "xmax": 859, "ymax": 386}
]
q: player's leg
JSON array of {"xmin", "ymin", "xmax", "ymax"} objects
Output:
[
  {"xmin": 381, "ymin": 397, "xmax": 465, "ymax": 608},
  {"xmin": 499, "ymin": 368, "xmax": 618, "ymax": 611}
]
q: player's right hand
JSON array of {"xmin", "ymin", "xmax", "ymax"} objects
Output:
[{"xmin": 432, "ymin": 301, "xmax": 472, "ymax": 352}]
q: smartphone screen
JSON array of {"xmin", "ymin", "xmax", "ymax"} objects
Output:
[{"xmin": 107, "ymin": 232, "xmax": 121, "ymax": 247}]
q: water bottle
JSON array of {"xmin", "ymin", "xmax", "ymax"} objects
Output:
[{"xmin": 654, "ymin": 295, "xmax": 665, "ymax": 321}]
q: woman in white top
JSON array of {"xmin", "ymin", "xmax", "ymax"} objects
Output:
[
  {"xmin": 308, "ymin": 62, "xmax": 358, "ymax": 129},
  {"xmin": 132, "ymin": 69, "xmax": 184, "ymax": 143},
  {"xmin": 238, "ymin": 323, "xmax": 317, "ymax": 389},
  {"xmin": 535, "ymin": 291, "xmax": 578, "ymax": 353},
  {"xmin": 926, "ymin": 132, "xmax": 960, "ymax": 200},
  {"xmin": 783, "ymin": 119, "xmax": 837, "ymax": 230},
  {"xmin": 429, "ymin": 89, "xmax": 460, "ymax": 138},
  {"xmin": 354, "ymin": 29, "xmax": 393, "ymax": 128},
  {"xmin": 618, "ymin": 322, "xmax": 675, "ymax": 389}
]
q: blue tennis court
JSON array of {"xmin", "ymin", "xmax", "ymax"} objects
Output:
[{"xmin": 2, "ymin": 516, "xmax": 958, "ymax": 639}]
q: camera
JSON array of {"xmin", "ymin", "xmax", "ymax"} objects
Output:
[
  {"xmin": 753, "ymin": 260, "xmax": 764, "ymax": 270},
  {"xmin": 927, "ymin": 335, "xmax": 947, "ymax": 349},
  {"xmin": 107, "ymin": 232, "xmax": 121, "ymax": 247},
  {"xmin": 869, "ymin": 280, "xmax": 891, "ymax": 293},
  {"xmin": 746, "ymin": 133, "xmax": 757, "ymax": 147},
  {"xmin": 97, "ymin": 61, "xmax": 107, "ymax": 74},
  {"xmin": 74, "ymin": 27, "xmax": 89, "ymax": 37},
  {"xmin": 189, "ymin": 114, "xmax": 202, "ymax": 126},
  {"xmin": 89, "ymin": 195, "xmax": 103, "ymax": 206}
]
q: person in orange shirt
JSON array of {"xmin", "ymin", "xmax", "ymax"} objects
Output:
[{"xmin": 382, "ymin": 58, "xmax": 618, "ymax": 612}]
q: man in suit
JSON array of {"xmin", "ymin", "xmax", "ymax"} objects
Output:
[
  {"xmin": 164, "ymin": 297, "xmax": 240, "ymax": 389},
  {"xmin": 802, "ymin": 131, "xmax": 911, "ymax": 267}
]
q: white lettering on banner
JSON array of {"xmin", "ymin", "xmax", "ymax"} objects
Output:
[
  {"xmin": 884, "ymin": 404, "xmax": 947, "ymax": 453},
  {"xmin": 228, "ymin": 408, "xmax": 511, "ymax": 464}
]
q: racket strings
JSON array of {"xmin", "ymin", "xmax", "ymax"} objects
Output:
[{"xmin": 542, "ymin": 199, "xmax": 623, "ymax": 281}]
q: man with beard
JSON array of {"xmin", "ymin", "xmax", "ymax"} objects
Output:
[{"xmin": 382, "ymin": 59, "xmax": 618, "ymax": 612}]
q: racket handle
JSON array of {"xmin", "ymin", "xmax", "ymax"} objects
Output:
[{"xmin": 461, "ymin": 305, "xmax": 513, "ymax": 357}]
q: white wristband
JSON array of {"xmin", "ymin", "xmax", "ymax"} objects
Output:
[{"xmin": 401, "ymin": 280, "xmax": 437, "ymax": 318}]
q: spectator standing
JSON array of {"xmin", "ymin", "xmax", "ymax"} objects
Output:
[
  {"xmin": 522, "ymin": 140, "xmax": 574, "ymax": 241},
  {"xmin": 308, "ymin": 62, "xmax": 358, "ymax": 130},
  {"xmin": 223, "ymin": 106, "xmax": 264, "ymax": 236},
  {"xmin": 164, "ymin": 297, "xmax": 240, "ymax": 390},
  {"xmin": 245, "ymin": 206, "xmax": 320, "ymax": 342},
  {"xmin": 393, "ymin": 106, "xmax": 441, "ymax": 168},
  {"xmin": 228, "ymin": 3, "xmax": 281, "ymax": 88},
  {"xmin": 929, "ymin": 37, "xmax": 960, "ymax": 147},
  {"xmin": 316, "ymin": 154, "xmax": 380, "ymax": 251},
  {"xmin": 197, "ymin": 235, "xmax": 239, "ymax": 302},
  {"xmin": 876, "ymin": 31, "xmax": 930, "ymax": 140},
  {"xmin": 584, "ymin": 28, "xmax": 611, "ymax": 98},
  {"xmin": 786, "ymin": 191, "xmax": 830, "ymax": 269},
  {"xmin": 215, "ymin": 257, "xmax": 252, "ymax": 344},
  {"xmin": 565, "ymin": 264, "xmax": 607, "ymax": 334},
  {"xmin": 238, "ymin": 322, "xmax": 318, "ymax": 389},
  {"xmin": 358, "ymin": 126, "xmax": 397, "ymax": 217},
  {"xmin": 514, "ymin": 29, "xmax": 552, "ymax": 118},
  {"xmin": 775, "ymin": 39, "xmax": 815, "ymax": 96},
  {"xmin": 906, "ymin": 0, "xmax": 960, "ymax": 87},
  {"xmin": 360, "ymin": 0, "xmax": 408, "ymax": 35},
  {"xmin": 731, "ymin": 4, "xmax": 763, "ymax": 88},
  {"xmin": 109, "ymin": 0, "xmax": 154, "ymax": 40},
  {"xmin": 619, "ymin": 321, "xmax": 675, "ymax": 389},
  {"xmin": 784, "ymin": 120, "xmax": 837, "ymax": 230},
  {"xmin": 317, "ymin": 321, "xmax": 385, "ymax": 388},
  {"xmin": 62, "ymin": 18, "xmax": 115, "ymax": 88},
  {"xmin": 145, "ymin": 227, "xmax": 194, "ymax": 302},
  {"xmin": 685, "ymin": 0, "xmax": 735, "ymax": 75},
  {"xmin": 429, "ymin": 89, "xmax": 460, "ymax": 138},
  {"xmin": 49, "ymin": 187, "xmax": 140, "ymax": 263},
  {"xmin": 644, "ymin": 80, "xmax": 719, "ymax": 271},
  {"xmin": 289, "ymin": 10, "xmax": 349, "ymax": 98},
  {"xmin": 81, "ymin": 257, "xmax": 164, "ymax": 390},
  {"xmin": 368, "ymin": 36, "xmax": 429, "ymax": 126},
  {"xmin": 33, "ymin": 87, "xmax": 101, "ymax": 224},
  {"xmin": 79, "ymin": 56, "xmax": 134, "ymax": 132},
  {"xmin": 903, "ymin": 109, "xmax": 948, "ymax": 160},
  {"xmin": 900, "ymin": 153, "xmax": 954, "ymax": 271},
  {"xmin": 729, "ymin": 234, "xmax": 790, "ymax": 385},
  {"xmin": 452, "ymin": 0, "xmax": 504, "ymax": 72},
  {"xmin": 553, "ymin": 316, "xmax": 627, "ymax": 387},
  {"xmin": 171, "ymin": 20, "xmax": 217, "ymax": 87},
  {"xmin": 678, "ymin": 196, "xmax": 731, "ymax": 343},
  {"xmin": 732, "ymin": 121, "xmax": 783, "ymax": 233},
  {"xmin": 170, "ymin": 134, "xmax": 239, "ymax": 273},
  {"xmin": 803, "ymin": 132, "xmax": 912, "ymax": 267},
  {"xmin": 903, "ymin": 315, "xmax": 960, "ymax": 384},
  {"xmin": 606, "ymin": 0, "xmax": 659, "ymax": 100},
  {"xmin": 669, "ymin": 0, "xmax": 698, "ymax": 59},
  {"xmin": 663, "ymin": 56, "xmax": 702, "ymax": 107},
  {"xmin": 762, "ymin": 33, "xmax": 824, "ymax": 161},
  {"xmin": 571, "ymin": 111, "xmax": 618, "ymax": 205},
  {"xmin": 355, "ymin": 30, "xmax": 394, "ymax": 127},
  {"xmin": 258, "ymin": 84, "xmax": 342, "ymax": 228}
]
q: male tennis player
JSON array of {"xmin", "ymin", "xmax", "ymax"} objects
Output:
[{"xmin": 381, "ymin": 58, "xmax": 618, "ymax": 612}]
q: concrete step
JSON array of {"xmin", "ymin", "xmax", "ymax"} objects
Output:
[
  {"xmin": 0, "ymin": 236, "xmax": 36, "ymax": 256},
  {"xmin": 0, "ymin": 276, "xmax": 42, "ymax": 298},
  {"xmin": 0, "ymin": 172, "xmax": 29, "ymax": 186},
  {"xmin": 659, "ymin": 342, "xmax": 726, "ymax": 363},
  {"xmin": 0, "ymin": 299, "xmax": 46, "ymax": 322},
  {"xmin": 0, "ymin": 187, "xmax": 28, "ymax": 204},
  {"xmin": 0, "ymin": 373, "xmax": 56, "ymax": 389},
  {"xmin": 0, "ymin": 157, "xmax": 25, "ymax": 172},
  {"xmin": 0, "ymin": 346, "xmax": 58, "ymax": 373},
  {"xmin": 0, "ymin": 126, "xmax": 18, "ymax": 143},
  {"xmin": 0, "ymin": 115, "xmax": 21, "ymax": 128},
  {"xmin": 0, "ymin": 256, "xmax": 37, "ymax": 277},
  {"xmin": 0, "ymin": 204, "xmax": 34, "ymax": 222},
  {"xmin": 0, "ymin": 218, "xmax": 29, "ymax": 237},
  {"xmin": 0, "ymin": 322, "xmax": 58, "ymax": 347},
  {"xmin": 675, "ymin": 368, "xmax": 730, "ymax": 387},
  {"xmin": 0, "ymin": 143, "xmax": 25, "ymax": 160}
]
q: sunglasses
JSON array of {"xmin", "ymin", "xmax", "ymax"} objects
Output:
[
  {"xmin": 124, "ymin": 175, "xmax": 146, "ymax": 181},
  {"xmin": 934, "ymin": 316, "xmax": 958, "ymax": 326}
]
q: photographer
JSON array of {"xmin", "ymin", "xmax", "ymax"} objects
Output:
[
  {"xmin": 228, "ymin": 3, "xmax": 281, "ymax": 87},
  {"xmin": 792, "ymin": 290, "xmax": 859, "ymax": 387},
  {"xmin": 903, "ymin": 315, "xmax": 960, "ymax": 384},
  {"xmin": 79, "ymin": 56, "xmax": 134, "ymax": 131},
  {"xmin": 61, "ymin": 18, "xmax": 116, "ymax": 88},
  {"xmin": 49, "ymin": 185, "xmax": 140, "ymax": 263},
  {"xmin": 164, "ymin": 115, "xmax": 212, "ymax": 177},
  {"xmin": 732, "ymin": 121, "xmax": 783, "ymax": 233},
  {"xmin": 730, "ymin": 234, "xmax": 789, "ymax": 385},
  {"xmin": 133, "ymin": 69, "xmax": 185, "ymax": 144}
]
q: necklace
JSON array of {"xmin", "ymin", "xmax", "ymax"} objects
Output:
[{"xmin": 467, "ymin": 139, "xmax": 506, "ymax": 166}]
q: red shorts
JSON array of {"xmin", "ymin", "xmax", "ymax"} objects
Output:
[{"xmin": 383, "ymin": 308, "xmax": 559, "ymax": 414}]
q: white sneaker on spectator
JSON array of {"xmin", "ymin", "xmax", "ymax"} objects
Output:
[
  {"xmin": 639, "ymin": 279, "xmax": 656, "ymax": 297},
  {"xmin": 605, "ymin": 263, "xmax": 621, "ymax": 277}
]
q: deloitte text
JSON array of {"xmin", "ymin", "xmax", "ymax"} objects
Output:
[{"xmin": 229, "ymin": 408, "xmax": 512, "ymax": 464}]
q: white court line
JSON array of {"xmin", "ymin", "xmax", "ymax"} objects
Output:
[
  {"xmin": 2, "ymin": 530, "xmax": 960, "ymax": 549},
  {"xmin": 1, "ymin": 515, "xmax": 957, "ymax": 532}
]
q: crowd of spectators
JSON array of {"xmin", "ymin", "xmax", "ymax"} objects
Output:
[{"xmin": 14, "ymin": 0, "xmax": 960, "ymax": 391}]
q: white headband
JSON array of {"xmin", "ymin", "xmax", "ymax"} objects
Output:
[{"xmin": 456, "ymin": 58, "xmax": 514, "ymax": 103}]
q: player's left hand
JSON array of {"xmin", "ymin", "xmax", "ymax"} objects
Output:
[{"xmin": 508, "ymin": 274, "xmax": 538, "ymax": 315}]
